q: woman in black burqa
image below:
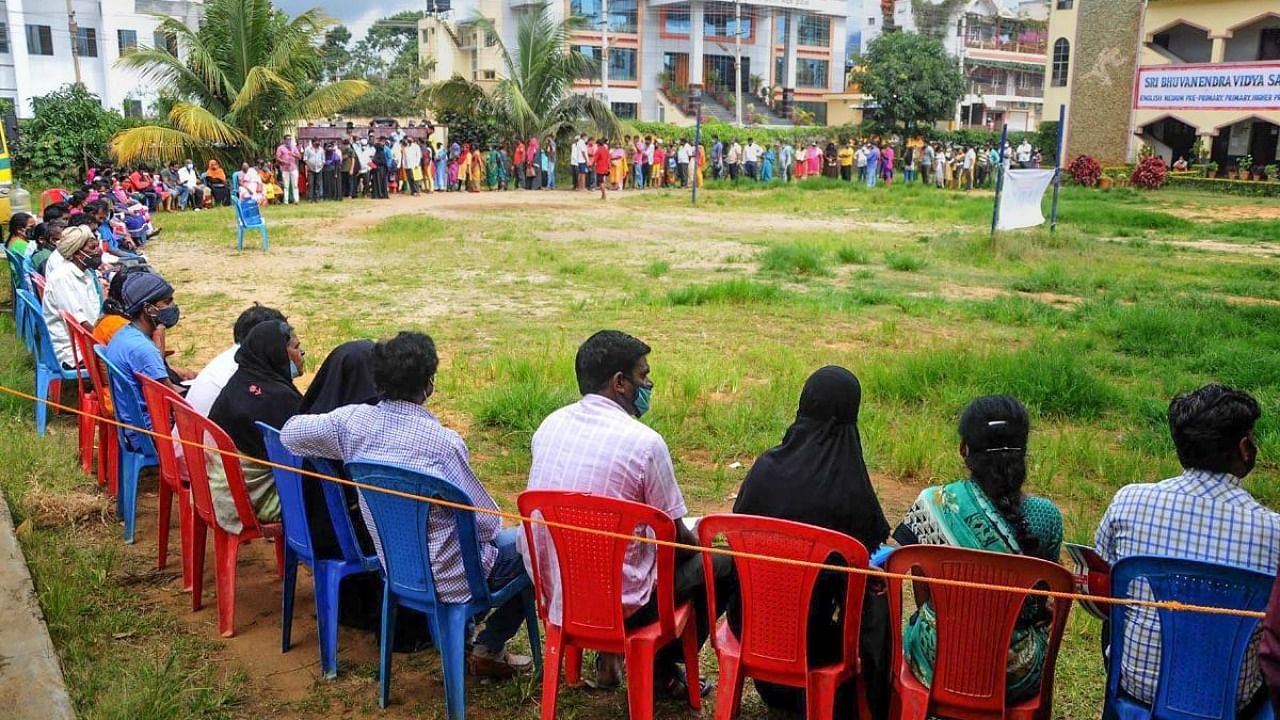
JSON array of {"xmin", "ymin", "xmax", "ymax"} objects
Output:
[{"xmin": 732, "ymin": 365, "xmax": 891, "ymax": 719}]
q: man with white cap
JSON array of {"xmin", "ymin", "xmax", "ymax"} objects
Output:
[{"xmin": 41, "ymin": 224, "xmax": 103, "ymax": 368}]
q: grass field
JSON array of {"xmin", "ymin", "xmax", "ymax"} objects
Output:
[{"xmin": 3, "ymin": 177, "xmax": 1280, "ymax": 719}]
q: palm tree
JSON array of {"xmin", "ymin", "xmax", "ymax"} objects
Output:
[
  {"xmin": 111, "ymin": 0, "xmax": 368, "ymax": 164},
  {"xmin": 433, "ymin": 2, "xmax": 620, "ymax": 143}
]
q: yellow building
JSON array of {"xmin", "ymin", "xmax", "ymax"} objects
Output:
[{"xmin": 1045, "ymin": 0, "xmax": 1280, "ymax": 170}]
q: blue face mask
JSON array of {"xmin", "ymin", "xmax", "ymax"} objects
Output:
[
  {"xmin": 630, "ymin": 378, "xmax": 652, "ymax": 418},
  {"xmin": 289, "ymin": 360, "xmax": 302, "ymax": 379},
  {"xmin": 152, "ymin": 304, "xmax": 180, "ymax": 328}
]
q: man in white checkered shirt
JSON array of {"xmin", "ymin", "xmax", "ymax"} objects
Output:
[
  {"xmin": 521, "ymin": 330, "xmax": 733, "ymax": 698},
  {"xmin": 282, "ymin": 331, "xmax": 533, "ymax": 678},
  {"xmin": 1096, "ymin": 384, "xmax": 1280, "ymax": 711}
]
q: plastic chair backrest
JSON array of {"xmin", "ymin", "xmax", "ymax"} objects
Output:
[
  {"xmin": 41, "ymin": 188, "xmax": 70, "ymax": 212},
  {"xmin": 170, "ymin": 400, "xmax": 263, "ymax": 536},
  {"xmin": 256, "ymin": 422, "xmax": 316, "ymax": 564},
  {"xmin": 236, "ymin": 197, "xmax": 264, "ymax": 228},
  {"xmin": 307, "ymin": 455, "xmax": 369, "ymax": 564},
  {"xmin": 345, "ymin": 460, "xmax": 491, "ymax": 609},
  {"xmin": 59, "ymin": 310, "xmax": 91, "ymax": 400},
  {"xmin": 698, "ymin": 513, "xmax": 869, "ymax": 678},
  {"xmin": 517, "ymin": 490, "xmax": 678, "ymax": 643},
  {"xmin": 886, "ymin": 545, "xmax": 1074, "ymax": 716},
  {"xmin": 230, "ymin": 171, "xmax": 242, "ymax": 193},
  {"xmin": 94, "ymin": 346, "xmax": 157, "ymax": 456},
  {"xmin": 135, "ymin": 373, "xmax": 190, "ymax": 492},
  {"xmin": 16, "ymin": 289, "xmax": 58, "ymax": 370},
  {"xmin": 1108, "ymin": 555, "xmax": 1273, "ymax": 720},
  {"xmin": 68, "ymin": 321, "xmax": 110, "ymax": 413}
]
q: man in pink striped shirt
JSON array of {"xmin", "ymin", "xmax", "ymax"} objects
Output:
[{"xmin": 522, "ymin": 330, "xmax": 732, "ymax": 698}]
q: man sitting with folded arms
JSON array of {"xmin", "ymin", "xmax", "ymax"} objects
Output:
[
  {"xmin": 40, "ymin": 225, "xmax": 104, "ymax": 369},
  {"xmin": 280, "ymin": 331, "xmax": 533, "ymax": 678},
  {"xmin": 1096, "ymin": 384, "xmax": 1280, "ymax": 712},
  {"xmin": 522, "ymin": 330, "xmax": 733, "ymax": 698}
]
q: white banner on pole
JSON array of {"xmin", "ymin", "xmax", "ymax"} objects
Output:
[{"xmin": 996, "ymin": 169, "xmax": 1056, "ymax": 231}]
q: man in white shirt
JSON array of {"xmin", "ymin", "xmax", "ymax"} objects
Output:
[
  {"xmin": 184, "ymin": 304, "xmax": 288, "ymax": 416},
  {"xmin": 743, "ymin": 139, "xmax": 762, "ymax": 180},
  {"xmin": 963, "ymin": 146, "xmax": 977, "ymax": 191},
  {"xmin": 571, "ymin": 135, "xmax": 588, "ymax": 191},
  {"xmin": 856, "ymin": 145, "xmax": 868, "ymax": 182},
  {"xmin": 356, "ymin": 139, "xmax": 374, "ymax": 197},
  {"xmin": 726, "ymin": 141, "xmax": 742, "ymax": 181},
  {"xmin": 304, "ymin": 139, "xmax": 326, "ymax": 200},
  {"xmin": 676, "ymin": 140, "xmax": 692, "ymax": 188},
  {"xmin": 401, "ymin": 137, "xmax": 422, "ymax": 196},
  {"xmin": 1016, "ymin": 139, "xmax": 1033, "ymax": 169},
  {"xmin": 521, "ymin": 330, "xmax": 731, "ymax": 696},
  {"xmin": 41, "ymin": 226, "xmax": 103, "ymax": 368},
  {"xmin": 177, "ymin": 159, "xmax": 206, "ymax": 210}
]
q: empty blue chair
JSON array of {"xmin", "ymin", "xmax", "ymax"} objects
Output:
[
  {"xmin": 346, "ymin": 460, "xmax": 541, "ymax": 719},
  {"xmin": 257, "ymin": 422, "xmax": 380, "ymax": 679},
  {"xmin": 234, "ymin": 197, "xmax": 268, "ymax": 252},
  {"xmin": 1106, "ymin": 555, "xmax": 1275, "ymax": 720},
  {"xmin": 15, "ymin": 289, "xmax": 87, "ymax": 435},
  {"xmin": 6, "ymin": 249, "xmax": 35, "ymax": 353},
  {"xmin": 94, "ymin": 346, "xmax": 158, "ymax": 544}
]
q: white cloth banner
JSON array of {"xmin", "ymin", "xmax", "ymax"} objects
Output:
[{"xmin": 996, "ymin": 169, "xmax": 1056, "ymax": 231}]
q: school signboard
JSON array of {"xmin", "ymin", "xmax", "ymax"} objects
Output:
[{"xmin": 1135, "ymin": 63, "xmax": 1280, "ymax": 111}]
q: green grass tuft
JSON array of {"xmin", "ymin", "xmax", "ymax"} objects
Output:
[
  {"xmin": 884, "ymin": 251, "xmax": 927, "ymax": 272},
  {"xmin": 758, "ymin": 243, "xmax": 831, "ymax": 277},
  {"xmin": 666, "ymin": 279, "xmax": 790, "ymax": 306},
  {"xmin": 835, "ymin": 245, "xmax": 871, "ymax": 265}
]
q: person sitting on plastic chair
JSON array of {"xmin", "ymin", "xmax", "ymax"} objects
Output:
[
  {"xmin": 1096, "ymin": 384, "xmax": 1280, "ymax": 713},
  {"xmin": 280, "ymin": 331, "xmax": 535, "ymax": 679}
]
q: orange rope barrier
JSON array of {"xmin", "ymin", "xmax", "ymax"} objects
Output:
[{"xmin": 0, "ymin": 382, "xmax": 1268, "ymax": 620}]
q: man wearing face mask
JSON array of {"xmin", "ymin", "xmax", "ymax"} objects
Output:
[
  {"xmin": 1096, "ymin": 384, "xmax": 1280, "ymax": 712},
  {"xmin": 521, "ymin": 330, "xmax": 732, "ymax": 699},
  {"xmin": 104, "ymin": 271, "xmax": 189, "ymax": 428},
  {"xmin": 41, "ymin": 225, "xmax": 104, "ymax": 369},
  {"xmin": 275, "ymin": 134, "xmax": 302, "ymax": 204}
]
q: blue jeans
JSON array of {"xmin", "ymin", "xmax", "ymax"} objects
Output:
[{"xmin": 474, "ymin": 527, "xmax": 532, "ymax": 652}]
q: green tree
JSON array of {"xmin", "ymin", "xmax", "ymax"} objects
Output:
[
  {"xmin": 13, "ymin": 84, "xmax": 132, "ymax": 185},
  {"xmin": 340, "ymin": 11, "xmax": 432, "ymax": 117},
  {"xmin": 111, "ymin": 0, "xmax": 368, "ymax": 164},
  {"xmin": 437, "ymin": 2, "xmax": 618, "ymax": 143},
  {"xmin": 320, "ymin": 26, "xmax": 352, "ymax": 82},
  {"xmin": 849, "ymin": 31, "xmax": 965, "ymax": 133}
]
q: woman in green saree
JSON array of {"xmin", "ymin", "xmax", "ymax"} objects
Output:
[{"xmin": 892, "ymin": 395, "xmax": 1063, "ymax": 702}]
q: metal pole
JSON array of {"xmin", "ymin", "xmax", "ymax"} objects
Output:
[
  {"xmin": 734, "ymin": 0, "xmax": 743, "ymax": 127},
  {"xmin": 601, "ymin": 0, "xmax": 609, "ymax": 93},
  {"xmin": 66, "ymin": 0, "xmax": 82, "ymax": 84},
  {"xmin": 990, "ymin": 123, "xmax": 1008, "ymax": 236},
  {"xmin": 693, "ymin": 108, "xmax": 703, "ymax": 206},
  {"xmin": 1049, "ymin": 103, "xmax": 1066, "ymax": 233}
]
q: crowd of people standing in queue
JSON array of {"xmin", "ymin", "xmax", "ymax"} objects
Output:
[{"xmin": 12, "ymin": 189, "xmax": 1280, "ymax": 716}]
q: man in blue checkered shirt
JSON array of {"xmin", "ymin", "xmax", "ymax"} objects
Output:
[{"xmin": 1096, "ymin": 384, "xmax": 1280, "ymax": 711}]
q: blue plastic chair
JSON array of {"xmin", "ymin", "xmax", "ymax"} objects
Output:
[
  {"xmin": 15, "ymin": 289, "xmax": 87, "ymax": 436},
  {"xmin": 257, "ymin": 423, "xmax": 380, "ymax": 679},
  {"xmin": 234, "ymin": 197, "xmax": 269, "ymax": 252},
  {"xmin": 94, "ymin": 345, "xmax": 159, "ymax": 544},
  {"xmin": 1106, "ymin": 555, "xmax": 1276, "ymax": 720},
  {"xmin": 6, "ymin": 249, "xmax": 36, "ymax": 353},
  {"xmin": 345, "ymin": 460, "xmax": 542, "ymax": 718}
]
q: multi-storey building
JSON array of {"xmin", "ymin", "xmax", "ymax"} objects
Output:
[
  {"xmin": 422, "ymin": 0, "xmax": 850, "ymax": 125},
  {"xmin": 1, "ymin": 0, "xmax": 203, "ymax": 118},
  {"xmin": 860, "ymin": 0, "xmax": 1049, "ymax": 132},
  {"xmin": 1044, "ymin": 0, "xmax": 1280, "ymax": 167}
]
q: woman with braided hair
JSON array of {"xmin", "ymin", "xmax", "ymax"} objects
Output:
[{"xmin": 892, "ymin": 394, "xmax": 1063, "ymax": 701}]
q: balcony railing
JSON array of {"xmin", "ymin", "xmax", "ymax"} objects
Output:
[{"xmin": 964, "ymin": 37, "xmax": 1047, "ymax": 55}]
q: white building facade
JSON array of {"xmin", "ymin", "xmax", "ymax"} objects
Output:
[
  {"xmin": 425, "ymin": 0, "xmax": 848, "ymax": 124},
  {"xmin": 1, "ymin": 0, "xmax": 203, "ymax": 119}
]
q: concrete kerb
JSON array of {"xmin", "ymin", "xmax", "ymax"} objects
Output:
[{"xmin": 0, "ymin": 487, "xmax": 74, "ymax": 720}]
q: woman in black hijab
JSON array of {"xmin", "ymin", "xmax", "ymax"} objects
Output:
[
  {"xmin": 207, "ymin": 320, "xmax": 305, "ymax": 532},
  {"xmin": 732, "ymin": 366, "xmax": 891, "ymax": 720},
  {"xmin": 297, "ymin": 339, "xmax": 379, "ymax": 557},
  {"xmin": 824, "ymin": 142, "xmax": 841, "ymax": 179}
]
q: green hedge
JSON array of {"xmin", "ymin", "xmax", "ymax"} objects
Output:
[{"xmin": 1166, "ymin": 175, "xmax": 1280, "ymax": 197}]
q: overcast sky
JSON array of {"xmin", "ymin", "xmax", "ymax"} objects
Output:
[{"xmin": 274, "ymin": 0, "xmax": 425, "ymax": 39}]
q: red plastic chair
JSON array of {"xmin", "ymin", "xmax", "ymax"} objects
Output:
[
  {"xmin": 172, "ymin": 401, "xmax": 285, "ymax": 637},
  {"xmin": 135, "ymin": 373, "xmax": 195, "ymax": 592},
  {"xmin": 885, "ymin": 545, "xmax": 1074, "ymax": 720},
  {"xmin": 64, "ymin": 317, "xmax": 115, "ymax": 490},
  {"xmin": 40, "ymin": 188, "xmax": 70, "ymax": 212},
  {"xmin": 697, "ymin": 514, "xmax": 872, "ymax": 720},
  {"xmin": 517, "ymin": 490, "xmax": 702, "ymax": 720},
  {"xmin": 59, "ymin": 310, "xmax": 97, "ymax": 475}
]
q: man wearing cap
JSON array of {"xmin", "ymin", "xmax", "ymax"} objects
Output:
[
  {"xmin": 41, "ymin": 225, "xmax": 104, "ymax": 368},
  {"xmin": 104, "ymin": 272, "xmax": 187, "ymax": 444}
]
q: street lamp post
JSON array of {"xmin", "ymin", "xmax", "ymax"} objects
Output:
[{"xmin": 734, "ymin": 0, "xmax": 743, "ymax": 127}]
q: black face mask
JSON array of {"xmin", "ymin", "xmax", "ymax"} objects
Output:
[{"xmin": 80, "ymin": 252, "xmax": 103, "ymax": 270}]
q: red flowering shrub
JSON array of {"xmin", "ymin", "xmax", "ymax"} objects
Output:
[
  {"xmin": 1068, "ymin": 155, "xmax": 1102, "ymax": 187},
  {"xmin": 1130, "ymin": 156, "xmax": 1169, "ymax": 190}
]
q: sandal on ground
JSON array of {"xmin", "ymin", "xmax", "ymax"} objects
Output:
[{"xmin": 657, "ymin": 664, "xmax": 715, "ymax": 701}]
